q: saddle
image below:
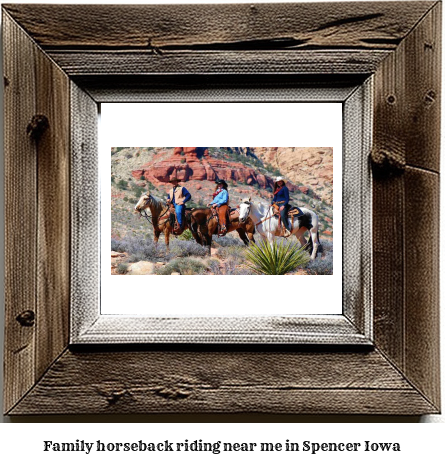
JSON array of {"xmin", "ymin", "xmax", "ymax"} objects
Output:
[
  {"xmin": 169, "ymin": 204, "xmax": 185, "ymax": 235},
  {"xmin": 272, "ymin": 203, "xmax": 304, "ymax": 218},
  {"xmin": 272, "ymin": 203, "xmax": 304, "ymax": 237},
  {"xmin": 211, "ymin": 205, "xmax": 231, "ymax": 237}
]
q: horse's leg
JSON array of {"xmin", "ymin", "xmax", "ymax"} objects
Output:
[
  {"xmin": 189, "ymin": 224, "xmax": 202, "ymax": 245},
  {"xmin": 165, "ymin": 227, "xmax": 170, "ymax": 252},
  {"xmin": 236, "ymin": 228, "xmax": 249, "ymax": 246},
  {"xmin": 309, "ymin": 227, "xmax": 319, "ymax": 260},
  {"xmin": 295, "ymin": 230, "xmax": 307, "ymax": 247},
  {"xmin": 266, "ymin": 232, "xmax": 274, "ymax": 245},
  {"xmin": 153, "ymin": 229, "xmax": 161, "ymax": 247},
  {"xmin": 295, "ymin": 226, "xmax": 308, "ymax": 248}
]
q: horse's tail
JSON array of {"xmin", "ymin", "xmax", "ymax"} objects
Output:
[{"xmin": 307, "ymin": 234, "xmax": 314, "ymax": 256}]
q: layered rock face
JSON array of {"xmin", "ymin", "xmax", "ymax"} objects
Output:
[
  {"xmin": 131, "ymin": 146, "xmax": 303, "ymax": 193},
  {"xmin": 253, "ymin": 147, "xmax": 334, "ymax": 204}
]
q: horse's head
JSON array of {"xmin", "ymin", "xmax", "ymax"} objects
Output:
[
  {"xmin": 134, "ymin": 191, "xmax": 152, "ymax": 214},
  {"xmin": 238, "ymin": 197, "xmax": 252, "ymax": 223}
]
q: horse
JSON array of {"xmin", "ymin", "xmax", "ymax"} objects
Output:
[
  {"xmin": 134, "ymin": 191, "xmax": 200, "ymax": 250},
  {"xmin": 238, "ymin": 197, "xmax": 322, "ymax": 260},
  {"xmin": 190, "ymin": 207, "xmax": 256, "ymax": 250}
]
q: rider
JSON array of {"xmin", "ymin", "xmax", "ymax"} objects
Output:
[
  {"xmin": 272, "ymin": 176, "xmax": 292, "ymax": 237},
  {"xmin": 166, "ymin": 177, "xmax": 191, "ymax": 232},
  {"xmin": 208, "ymin": 179, "xmax": 229, "ymax": 235}
]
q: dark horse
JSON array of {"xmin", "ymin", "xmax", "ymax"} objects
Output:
[{"xmin": 190, "ymin": 207, "xmax": 256, "ymax": 250}]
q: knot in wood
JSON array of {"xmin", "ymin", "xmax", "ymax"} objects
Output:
[
  {"xmin": 27, "ymin": 115, "xmax": 49, "ymax": 140},
  {"xmin": 16, "ymin": 310, "xmax": 35, "ymax": 327},
  {"xmin": 370, "ymin": 149, "xmax": 405, "ymax": 177},
  {"xmin": 154, "ymin": 386, "xmax": 191, "ymax": 400}
]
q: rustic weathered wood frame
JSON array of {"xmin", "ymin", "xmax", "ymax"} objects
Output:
[{"xmin": 3, "ymin": 2, "xmax": 440, "ymax": 415}]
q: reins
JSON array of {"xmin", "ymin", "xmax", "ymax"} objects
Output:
[{"xmin": 139, "ymin": 201, "xmax": 171, "ymax": 228}]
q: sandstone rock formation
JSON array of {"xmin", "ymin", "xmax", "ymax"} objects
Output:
[{"xmin": 131, "ymin": 146, "xmax": 302, "ymax": 193}]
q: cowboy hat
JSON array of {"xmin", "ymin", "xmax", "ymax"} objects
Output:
[
  {"xmin": 275, "ymin": 176, "xmax": 285, "ymax": 182},
  {"xmin": 215, "ymin": 179, "xmax": 228, "ymax": 188},
  {"xmin": 169, "ymin": 177, "xmax": 180, "ymax": 183}
]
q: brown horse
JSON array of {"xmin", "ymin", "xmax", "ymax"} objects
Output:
[
  {"xmin": 134, "ymin": 191, "xmax": 200, "ymax": 250},
  {"xmin": 191, "ymin": 207, "xmax": 256, "ymax": 249}
]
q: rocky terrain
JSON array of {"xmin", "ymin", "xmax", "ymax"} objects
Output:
[{"xmin": 110, "ymin": 147, "xmax": 334, "ymax": 275}]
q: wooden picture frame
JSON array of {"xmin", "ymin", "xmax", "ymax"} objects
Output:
[{"xmin": 2, "ymin": 2, "xmax": 440, "ymax": 415}]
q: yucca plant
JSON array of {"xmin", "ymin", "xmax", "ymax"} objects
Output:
[{"xmin": 245, "ymin": 239, "xmax": 310, "ymax": 275}]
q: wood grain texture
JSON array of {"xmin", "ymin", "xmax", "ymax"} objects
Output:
[
  {"xmin": 372, "ymin": 40, "xmax": 406, "ymax": 369},
  {"xmin": 47, "ymin": 50, "xmax": 391, "ymax": 76},
  {"xmin": 75, "ymin": 316, "xmax": 370, "ymax": 345},
  {"xmin": 35, "ymin": 45, "xmax": 71, "ymax": 380},
  {"xmin": 404, "ymin": 2, "xmax": 441, "ymax": 172},
  {"xmin": 77, "ymin": 75, "xmax": 364, "ymax": 103},
  {"xmin": 70, "ymin": 83, "xmax": 99, "ymax": 339},
  {"xmin": 404, "ymin": 168, "xmax": 440, "ymax": 409},
  {"xmin": 3, "ymin": 12, "xmax": 37, "ymax": 414},
  {"xmin": 371, "ymin": 3, "xmax": 441, "ymax": 410},
  {"xmin": 9, "ymin": 349, "xmax": 437, "ymax": 415},
  {"xmin": 2, "ymin": 2, "xmax": 435, "ymax": 50}
]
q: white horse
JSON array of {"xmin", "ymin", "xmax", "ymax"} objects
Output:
[{"xmin": 238, "ymin": 197, "xmax": 322, "ymax": 260}]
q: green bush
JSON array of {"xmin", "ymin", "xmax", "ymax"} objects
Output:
[
  {"xmin": 245, "ymin": 239, "xmax": 310, "ymax": 275},
  {"xmin": 177, "ymin": 229, "xmax": 193, "ymax": 241},
  {"xmin": 117, "ymin": 263, "xmax": 128, "ymax": 275},
  {"xmin": 117, "ymin": 179, "xmax": 128, "ymax": 190}
]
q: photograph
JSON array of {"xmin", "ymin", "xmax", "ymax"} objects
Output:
[{"xmin": 111, "ymin": 147, "xmax": 334, "ymax": 277}]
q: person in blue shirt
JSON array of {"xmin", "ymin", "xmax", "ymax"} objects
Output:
[
  {"xmin": 167, "ymin": 177, "xmax": 191, "ymax": 232},
  {"xmin": 208, "ymin": 180, "xmax": 229, "ymax": 235},
  {"xmin": 272, "ymin": 176, "xmax": 292, "ymax": 237}
]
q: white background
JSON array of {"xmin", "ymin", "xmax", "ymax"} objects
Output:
[
  {"xmin": 0, "ymin": 0, "xmax": 444, "ymax": 458},
  {"xmin": 101, "ymin": 102, "xmax": 342, "ymax": 315}
]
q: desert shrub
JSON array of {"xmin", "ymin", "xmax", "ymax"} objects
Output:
[
  {"xmin": 133, "ymin": 185, "xmax": 145, "ymax": 198},
  {"xmin": 206, "ymin": 259, "xmax": 221, "ymax": 275},
  {"xmin": 305, "ymin": 241, "xmax": 333, "ymax": 275},
  {"xmin": 111, "ymin": 236, "xmax": 208, "ymax": 263},
  {"xmin": 111, "ymin": 237, "xmax": 126, "ymax": 253},
  {"xmin": 112, "ymin": 236, "xmax": 160, "ymax": 262},
  {"xmin": 117, "ymin": 179, "xmax": 128, "ymax": 190},
  {"xmin": 117, "ymin": 263, "xmax": 128, "ymax": 275},
  {"xmin": 216, "ymin": 245, "xmax": 245, "ymax": 264},
  {"xmin": 170, "ymin": 240, "xmax": 208, "ymax": 258},
  {"xmin": 156, "ymin": 257, "xmax": 206, "ymax": 275},
  {"xmin": 245, "ymin": 239, "xmax": 310, "ymax": 275},
  {"xmin": 213, "ymin": 235, "xmax": 244, "ymax": 247},
  {"xmin": 222, "ymin": 258, "xmax": 237, "ymax": 275}
]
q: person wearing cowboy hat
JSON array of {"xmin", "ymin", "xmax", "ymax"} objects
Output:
[
  {"xmin": 272, "ymin": 176, "xmax": 292, "ymax": 237},
  {"xmin": 208, "ymin": 179, "xmax": 229, "ymax": 235},
  {"xmin": 166, "ymin": 177, "xmax": 191, "ymax": 231}
]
